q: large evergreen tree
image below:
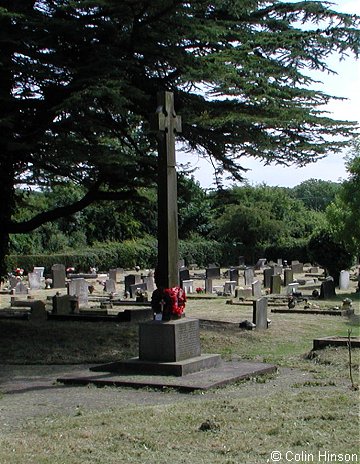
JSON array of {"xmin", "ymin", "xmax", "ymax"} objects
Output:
[{"xmin": 1, "ymin": 0, "xmax": 359, "ymax": 277}]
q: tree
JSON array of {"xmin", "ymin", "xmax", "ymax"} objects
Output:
[
  {"xmin": 307, "ymin": 231, "xmax": 354, "ymax": 284},
  {"xmin": 291, "ymin": 179, "xmax": 341, "ymax": 211},
  {"xmin": 1, "ymin": 1, "xmax": 359, "ymax": 277},
  {"xmin": 326, "ymin": 138, "xmax": 360, "ymax": 257}
]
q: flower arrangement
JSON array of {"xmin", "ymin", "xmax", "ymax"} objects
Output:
[
  {"xmin": 196, "ymin": 287, "xmax": 204, "ymax": 294},
  {"xmin": 151, "ymin": 286, "xmax": 186, "ymax": 319}
]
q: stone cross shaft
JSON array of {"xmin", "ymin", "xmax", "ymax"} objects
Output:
[{"xmin": 150, "ymin": 91, "xmax": 182, "ymax": 289}]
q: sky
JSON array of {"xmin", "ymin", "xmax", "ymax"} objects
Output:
[{"xmin": 177, "ymin": 0, "xmax": 360, "ymax": 189}]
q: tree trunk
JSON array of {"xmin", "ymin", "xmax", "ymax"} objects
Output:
[{"xmin": 0, "ymin": 157, "xmax": 15, "ymax": 280}]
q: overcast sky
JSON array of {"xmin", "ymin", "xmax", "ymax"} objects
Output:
[{"xmin": 177, "ymin": 0, "xmax": 360, "ymax": 189}]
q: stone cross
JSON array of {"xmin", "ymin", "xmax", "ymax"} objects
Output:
[{"xmin": 151, "ymin": 91, "xmax": 182, "ymax": 289}]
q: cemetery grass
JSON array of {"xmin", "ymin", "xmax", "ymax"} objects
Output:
[{"xmin": 0, "ymin": 295, "xmax": 359, "ymax": 463}]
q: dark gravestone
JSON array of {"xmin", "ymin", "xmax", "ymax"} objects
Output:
[
  {"xmin": 238, "ymin": 256, "xmax": 245, "ymax": 266},
  {"xmin": 283, "ymin": 269, "xmax": 294, "ymax": 287},
  {"xmin": 252, "ymin": 297, "xmax": 268, "ymax": 330},
  {"xmin": 124, "ymin": 274, "xmax": 141, "ymax": 294},
  {"xmin": 263, "ymin": 268, "xmax": 273, "ymax": 288},
  {"xmin": 270, "ymin": 274, "xmax": 282, "ymax": 294},
  {"xmin": 206, "ymin": 267, "xmax": 220, "ymax": 279},
  {"xmin": 320, "ymin": 279, "xmax": 336, "ymax": 299},
  {"xmin": 179, "ymin": 268, "xmax": 190, "ymax": 286},
  {"xmin": 291, "ymin": 262, "xmax": 304, "ymax": 274},
  {"xmin": 51, "ymin": 264, "xmax": 66, "ymax": 288},
  {"xmin": 229, "ymin": 268, "xmax": 239, "ymax": 285}
]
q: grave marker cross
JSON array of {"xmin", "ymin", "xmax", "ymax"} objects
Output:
[{"xmin": 150, "ymin": 91, "xmax": 182, "ymax": 289}]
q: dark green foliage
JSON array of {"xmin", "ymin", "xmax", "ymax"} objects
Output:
[
  {"xmin": 291, "ymin": 179, "xmax": 341, "ymax": 211},
  {"xmin": 307, "ymin": 231, "xmax": 354, "ymax": 284},
  {"xmin": 1, "ymin": 0, "xmax": 359, "ymax": 278}
]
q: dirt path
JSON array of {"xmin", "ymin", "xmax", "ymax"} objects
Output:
[{"xmin": 0, "ymin": 363, "xmax": 329, "ymax": 432}]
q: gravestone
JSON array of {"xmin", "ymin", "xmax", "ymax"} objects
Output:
[
  {"xmin": 291, "ymin": 262, "xmax": 304, "ymax": 274},
  {"xmin": 143, "ymin": 272, "xmax": 155, "ymax": 293},
  {"xmin": 9, "ymin": 276, "xmax": 18, "ymax": 289},
  {"xmin": 277, "ymin": 258, "xmax": 283, "ymax": 266},
  {"xmin": 181, "ymin": 280, "xmax": 193, "ymax": 294},
  {"xmin": 179, "ymin": 268, "xmax": 190, "ymax": 286},
  {"xmin": 124, "ymin": 274, "xmax": 142, "ymax": 294},
  {"xmin": 283, "ymin": 269, "xmax": 294, "ymax": 287},
  {"xmin": 205, "ymin": 278, "xmax": 213, "ymax": 294},
  {"xmin": 238, "ymin": 256, "xmax": 245, "ymax": 266},
  {"xmin": 68, "ymin": 278, "xmax": 88, "ymax": 308},
  {"xmin": 270, "ymin": 274, "xmax": 282, "ymax": 294},
  {"xmin": 310, "ymin": 266, "xmax": 319, "ymax": 273},
  {"xmin": 129, "ymin": 282, "xmax": 147, "ymax": 298},
  {"xmin": 229, "ymin": 268, "xmax": 239, "ymax": 285},
  {"xmin": 224, "ymin": 281, "xmax": 237, "ymax": 295},
  {"xmin": 244, "ymin": 268, "xmax": 255, "ymax": 286},
  {"xmin": 235, "ymin": 287, "xmax": 252, "ymax": 300},
  {"xmin": 28, "ymin": 272, "xmax": 41, "ymax": 290},
  {"xmin": 51, "ymin": 264, "xmax": 66, "ymax": 288},
  {"xmin": 252, "ymin": 280, "xmax": 262, "ymax": 298},
  {"xmin": 255, "ymin": 258, "xmax": 267, "ymax": 270},
  {"xmin": 263, "ymin": 268, "xmax": 273, "ymax": 288},
  {"xmin": 272, "ymin": 264, "xmax": 282, "ymax": 275},
  {"xmin": 339, "ymin": 270, "xmax": 350, "ymax": 290},
  {"xmin": 53, "ymin": 294, "xmax": 78, "ymax": 314},
  {"xmin": 30, "ymin": 301, "xmax": 47, "ymax": 321},
  {"xmin": 33, "ymin": 267, "xmax": 45, "ymax": 279},
  {"xmin": 206, "ymin": 267, "xmax": 220, "ymax": 280},
  {"xmin": 14, "ymin": 281, "xmax": 28, "ymax": 295},
  {"xmin": 104, "ymin": 279, "xmax": 116, "ymax": 293},
  {"xmin": 320, "ymin": 278, "xmax": 336, "ymax": 299},
  {"xmin": 253, "ymin": 297, "xmax": 268, "ymax": 330},
  {"xmin": 286, "ymin": 282, "xmax": 300, "ymax": 295},
  {"xmin": 109, "ymin": 268, "xmax": 123, "ymax": 283}
]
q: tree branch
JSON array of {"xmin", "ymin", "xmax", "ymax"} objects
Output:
[{"xmin": 9, "ymin": 188, "xmax": 138, "ymax": 234}]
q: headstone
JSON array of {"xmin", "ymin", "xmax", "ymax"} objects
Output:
[
  {"xmin": 30, "ymin": 301, "xmax": 47, "ymax": 321},
  {"xmin": 238, "ymin": 256, "xmax": 245, "ymax": 266},
  {"xmin": 52, "ymin": 294, "xmax": 78, "ymax": 314},
  {"xmin": 339, "ymin": 270, "xmax": 350, "ymax": 290},
  {"xmin": 178, "ymin": 259, "xmax": 185, "ymax": 268},
  {"xmin": 205, "ymin": 267, "xmax": 220, "ymax": 279},
  {"xmin": 179, "ymin": 268, "xmax": 190, "ymax": 286},
  {"xmin": 244, "ymin": 268, "xmax": 255, "ymax": 286},
  {"xmin": 286, "ymin": 282, "xmax": 300, "ymax": 295},
  {"xmin": 124, "ymin": 274, "xmax": 141, "ymax": 294},
  {"xmin": 252, "ymin": 297, "xmax": 268, "ymax": 330},
  {"xmin": 283, "ymin": 269, "xmax": 294, "ymax": 287},
  {"xmin": 14, "ymin": 281, "xmax": 28, "ymax": 294},
  {"xmin": 51, "ymin": 264, "xmax": 66, "ymax": 288},
  {"xmin": 310, "ymin": 266, "xmax": 319, "ymax": 273},
  {"xmin": 28, "ymin": 272, "xmax": 41, "ymax": 290},
  {"xmin": 205, "ymin": 278, "xmax": 213, "ymax": 294},
  {"xmin": 104, "ymin": 279, "xmax": 116, "ymax": 293},
  {"xmin": 143, "ymin": 272, "xmax": 155, "ymax": 293},
  {"xmin": 263, "ymin": 268, "xmax": 273, "ymax": 288},
  {"xmin": 235, "ymin": 287, "xmax": 252, "ymax": 300},
  {"xmin": 270, "ymin": 274, "xmax": 282, "ymax": 294},
  {"xmin": 129, "ymin": 282, "xmax": 147, "ymax": 298},
  {"xmin": 255, "ymin": 258, "xmax": 267, "ymax": 270},
  {"xmin": 68, "ymin": 278, "xmax": 88, "ymax": 308},
  {"xmin": 272, "ymin": 264, "xmax": 282, "ymax": 275},
  {"xmin": 277, "ymin": 258, "xmax": 283, "ymax": 266},
  {"xmin": 109, "ymin": 268, "xmax": 122, "ymax": 283},
  {"xmin": 9, "ymin": 276, "xmax": 18, "ymax": 289},
  {"xmin": 229, "ymin": 268, "xmax": 239, "ymax": 285},
  {"xmin": 252, "ymin": 280, "xmax": 262, "ymax": 298},
  {"xmin": 224, "ymin": 281, "xmax": 237, "ymax": 295},
  {"xmin": 320, "ymin": 279, "xmax": 336, "ymax": 299},
  {"xmin": 182, "ymin": 280, "xmax": 193, "ymax": 294},
  {"xmin": 33, "ymin": 267, "xmax": 45, "ymax": 279},
  {"xmin": 291, "ymin": 262, "xmax": 304, "ymax": 274}
]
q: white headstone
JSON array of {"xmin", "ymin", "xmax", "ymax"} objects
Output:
[
  {"xmin": 28, "ymin": 272, "xmax": 41, "ymax": 290},
  {"xmin": 339, "ymin": 270, "xmax": 350, "ymax": 290},
  {"xmin": 68, "ymin": 278, "xmax": 88, "ymax": 308}
]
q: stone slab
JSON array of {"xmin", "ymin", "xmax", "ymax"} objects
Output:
[
  {"xmin": 313, "ymin": 336, "xmax": 360, "ymax": 350},
  {"xmin": 270, "ymin": 308, "xmax": 354, "ymax": 316},
  {"xmin": 90, "ymin": 353, "xmax": 221, "ymax": 377},
  {"xmin": 57, "ymin": 360, "xmax": 277, "ymax": 391}
]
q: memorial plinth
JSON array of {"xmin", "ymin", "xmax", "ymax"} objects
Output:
[{"xmin": 91, "ymin": 317, "xmax": 221, "ymax": 377}]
